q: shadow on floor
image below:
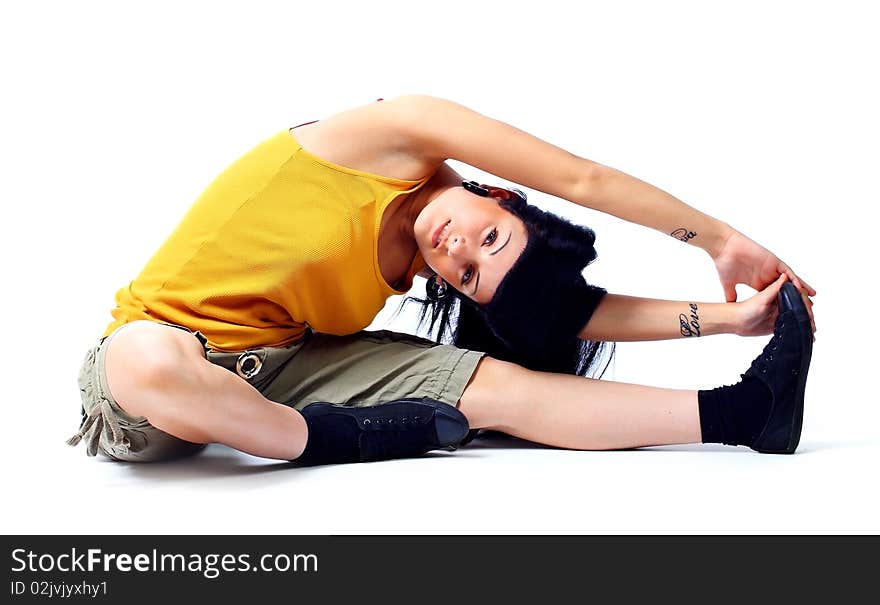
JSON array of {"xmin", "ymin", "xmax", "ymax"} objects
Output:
[
  {"xmin": 119, "ymin": 445, "xmax": 456, "ymax": 482},
  {"xmin": 463, "ymin": 431, "xmax": 861, "ymax": 454},
  {"xmin": 118, "ymin": 445, "xmax": 297, "ymax": 482},
  {"xmin": 117, "ymin": 434, "xmax": 868, "ymax": 482},
  {"xmin": 464, "ymin": 430, "xmax": 554, "ymax": 450}
]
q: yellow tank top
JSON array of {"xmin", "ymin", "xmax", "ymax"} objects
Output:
[{"xmin": 102, "ymin": 124, "xmax": 433, "ymax": 352}]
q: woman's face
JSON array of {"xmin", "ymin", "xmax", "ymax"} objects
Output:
[{"xmin": 415, "ymin": 187, "xmax": 528, "ymax": 304}]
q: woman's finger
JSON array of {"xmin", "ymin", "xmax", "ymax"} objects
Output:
[
  {"xmin": 781, "ymin": 267, "xmax": 799, "ymax": 288},
  {"xmin": 777, "ymin": 265, "xmax": 816, "ymax": 336},
  {"xmin": 778, "ymin": 261, "xmax": 815, "ymax": 297},
  {"xmin": 800, "ymin": 289, "xmax": 817, "ymax": 334},
  {"xmin": 788, "ymin": 268, "xmax": 816, "ymax": 297}
]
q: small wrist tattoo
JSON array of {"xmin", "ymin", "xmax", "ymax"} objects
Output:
[
  {"xmin": 671, "ymin": 228, "xmax": 698, "ymax": 243},
  {"xmin": 679, "ymin": 303, "xmax": 702, "ymax": 337}
]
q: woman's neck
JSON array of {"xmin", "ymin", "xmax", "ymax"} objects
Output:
[{"xmin": 395, "ymin": 163, "xmax": 465, "ymax": 243}]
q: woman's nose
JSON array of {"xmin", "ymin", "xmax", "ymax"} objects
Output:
[{"xmin": 446, "ymin": 233, "xmax": 465, "ymax": 256}]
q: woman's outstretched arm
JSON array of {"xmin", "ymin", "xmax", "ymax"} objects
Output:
[
  {"xmin": 393, "ymin": 93, "xmax": 733, "ymax": 256},
  {"xmin": 570, "ymin": 164, "xmax": 733, "ymax": 257},
  {"xmin": 581, "ymin": 294, "xmax": 737, "ymax": 342},
  {"xmin": 393, "ymin": 94, "xmax": 816, "ymax": 307},
  {"xmin": 580, "ymin": 273, "xmax": 791, "ymax": 342}
]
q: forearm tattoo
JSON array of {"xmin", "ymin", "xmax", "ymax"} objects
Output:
[
  {"xmin": 671, "ymin": 228, "xmax": 697, "ymax": 243},
  {"xmin": 679, "ymin": 303, "xmax": 702, "ymax": 337}
]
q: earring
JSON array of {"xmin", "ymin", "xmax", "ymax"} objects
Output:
[
  {"xmin": 462, "ymin": 180, "xmax": 490, "ymax": 197},
  {"xmin": 426, "ymin": 274, "xmax": 450, "ymax": 301}
]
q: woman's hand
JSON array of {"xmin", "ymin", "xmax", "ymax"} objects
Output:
[
  {"xmin": 735, "ymin": 274, "xmax": 817, "ymax": 338},
  {"xmin": 712, "ymin": 227, "xmax": 817, "ymax": 302}
]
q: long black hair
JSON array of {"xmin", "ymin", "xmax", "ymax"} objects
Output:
[{"xmin": 393, "ymin": 183, "xmax": 615, "ymax": 380}]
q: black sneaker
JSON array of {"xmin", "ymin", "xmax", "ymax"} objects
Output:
[
  {"xmin": 746, "ymin": 282, "xmax": 813, "ymax": 454},
  {"xmin": 294, "ymin": 397, "xmax": 470, "ymax": 466}
]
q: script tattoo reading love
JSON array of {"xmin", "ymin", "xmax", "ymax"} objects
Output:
[
  {"xmin": 679, "ymin": 303, "xmax": 701, "ymax": 337},
  {"xmin": 671, "ymin": 228, "xmax": 697, "ymax": 243}
]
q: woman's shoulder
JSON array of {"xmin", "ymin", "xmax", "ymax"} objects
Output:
[{"xmin": 290, "ymin": 97, "xmax": 443, "ymax": 182}]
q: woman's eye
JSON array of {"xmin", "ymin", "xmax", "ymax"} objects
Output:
[{"xmin": 461, "ymin": 229, "xmax": 496, "ymax": 285}]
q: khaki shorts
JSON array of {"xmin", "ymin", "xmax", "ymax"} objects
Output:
[{"xmin": 69, "ymin": 320, "xmax": 487, "ymax": 462}]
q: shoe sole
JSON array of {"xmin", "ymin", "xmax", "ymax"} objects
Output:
[{"xmin": 754, "ymin": 282, "xmax": 813, "ymax": 454}]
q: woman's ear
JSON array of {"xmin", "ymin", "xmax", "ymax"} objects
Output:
[
  {"xmin": 484, "ymin": 185, "xmax": 516, "ymax": 201},
  {"xmin": 463, "ymin": 180, "xmax": 525, "ymax": 203},
  {"xmin": 416, "ymin": 267, "xmax": 434, "ymax": 279}
]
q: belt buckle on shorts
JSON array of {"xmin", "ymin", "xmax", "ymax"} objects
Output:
[{"xmin": 235, "ymin": 351, "xmax": 263, "ymax": 379}]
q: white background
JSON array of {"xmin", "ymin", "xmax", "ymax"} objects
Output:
[{"xmin": 1, "ymin": 0, "xmax": 877, "ymax": 534}]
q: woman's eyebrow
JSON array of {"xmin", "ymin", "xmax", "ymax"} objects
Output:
[{"xmin": 474, "ymin": 231, "xmax": 512, "ymax": 297}]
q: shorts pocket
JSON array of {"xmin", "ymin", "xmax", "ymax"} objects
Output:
[{"xmin": 76, "ymin": 345, "xmax": 100, "ymax": 422}]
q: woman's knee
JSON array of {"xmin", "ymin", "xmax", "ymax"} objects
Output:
[
  {"xmin": 458, "ymin": 356, "xmax": 531, "ymax": 430},
  {"xmin": 103, "ymin": 321, "xmax": 208, "ymax": 419}
]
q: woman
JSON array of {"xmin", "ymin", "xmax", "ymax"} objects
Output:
[{"xmin": 67, "ymin": 95, "xmax": 817, "ymax": 465}]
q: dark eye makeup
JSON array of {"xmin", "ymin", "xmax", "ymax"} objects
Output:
[{"xmin": 461, "ymin": 228, "xmax": 499, "ymax": 285}]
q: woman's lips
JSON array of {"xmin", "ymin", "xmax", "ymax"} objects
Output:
[{"xmin": 432, "ymin": 220, "xmax": 450, "ymax": 248}]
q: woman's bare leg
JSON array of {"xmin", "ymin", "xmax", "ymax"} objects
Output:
[
  {"xmin": 104, "ymin": 321, "xmax": 308, "ymax": 460},
  {"xmin": 104, "ymin": 322, "xmax": 699, "ymax": 461},
  {"xmin": 459, "ymin": 357, "xmax": 701, "ymax": 450}
]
